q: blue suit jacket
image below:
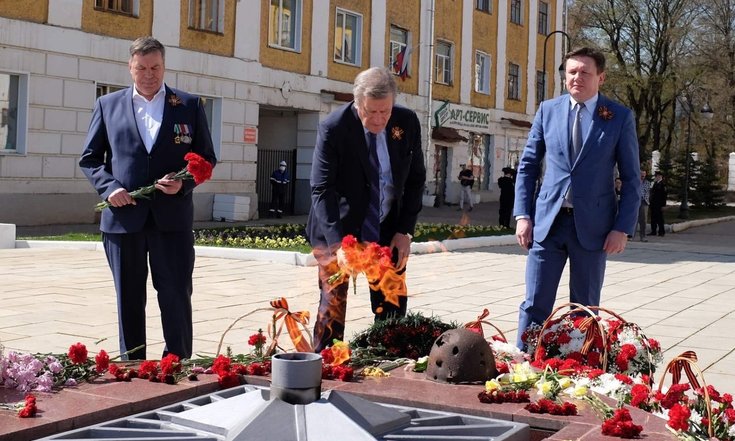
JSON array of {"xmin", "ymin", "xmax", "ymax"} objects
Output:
[
  {"xmin": 306, "ymin": 102, "xmax": 426, "ymax": 250},
  {"xmin": 513, "ymin": 94, "xmax": 640, "ymax": 250},
  {"xmin": 80, "ymin": 85, "xmax": 217, "ymax": 233}
]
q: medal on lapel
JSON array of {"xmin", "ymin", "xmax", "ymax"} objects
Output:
[
  {"xmin": 180, "ymin": 124, "xmax": 192, "ymax": 144},
  {"xmin": 168, "ymin": 94, "xmax": 182, "ymax": 107},
  {"xmin": 174, "ymin": 124, "xmax": 182, "ymax": 144}
]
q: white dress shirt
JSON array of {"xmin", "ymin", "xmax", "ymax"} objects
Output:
[{"xmin": 132, "ymin": 83, "xmax": 166, "ymax": 153}]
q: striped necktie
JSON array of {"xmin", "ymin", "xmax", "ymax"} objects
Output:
[{"xmin": 362, "ymin": 132, "xmax": 381, "ymax": 242}]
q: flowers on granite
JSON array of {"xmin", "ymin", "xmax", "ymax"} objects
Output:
[
  {"xmin": 0, "ymin": 342, "xmax": 115, "ymax": 393},
  {"xmin": 0, "ymin": 394, "xmax": 37, "ymax": 418}
]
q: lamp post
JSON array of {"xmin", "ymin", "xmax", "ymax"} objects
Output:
[
  {"xmin": 678, "ymin": 97, "xmax": 714, "ymax": 219},
  {"xmin": 541, "ymin": 30, "xmax": 571, "ymax": 101}
]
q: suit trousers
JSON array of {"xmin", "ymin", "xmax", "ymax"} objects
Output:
[
  {"xmin": 516, "ymin": 211, "xmax": 607, "ymax": 348},
  {"xmin": 312, "ymin": 221, "xmax": 408, "ymax": 352},
  {"xmin": 102, "ymin": 219, "xmax": 195, "ymax": 360},
  {"xmin": 650, "ymin": 204, "xmax": 665, "ymax": 236}
]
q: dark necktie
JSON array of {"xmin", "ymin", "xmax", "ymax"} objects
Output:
[
  {"xmin": 362, "ymin": 132, "xmax": 380, "ymax": 242},
  {"xmin": 571, "ymin": 102, "xmax": 585, "ymax": 164}
]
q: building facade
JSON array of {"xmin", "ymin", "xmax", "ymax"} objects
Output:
[{"xmin": 0, "ymin": 0, "xmax": 566, "ymax": 225}]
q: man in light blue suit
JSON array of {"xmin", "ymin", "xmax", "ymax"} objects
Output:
[
  {"xmin": 80, "ymin": 37, "xmax": 217, "ymax": 360},
  {"xmin": 513, "ymin": 47, "xmax": 640, "ymax": 348}
]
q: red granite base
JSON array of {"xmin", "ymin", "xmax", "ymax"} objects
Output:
[{"xmin": 0, "ymin": 369, "xmax": 677, "ymax": 441}]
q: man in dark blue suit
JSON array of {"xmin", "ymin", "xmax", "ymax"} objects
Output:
[
  {"xmin": 513, "ymin": 47, "xmax": 640, "ymax": 348},
  {"xmin": 80, "ymin": 37, "xmax": 216, "ymax": 360},
  {"xmin": 307, "ymin": 67, "xmax": 426, "ymax": 352}
]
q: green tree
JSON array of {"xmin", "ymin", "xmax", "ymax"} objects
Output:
[{"xmin": 691, "ymin": 154, "xmax": 726, "ymax": 208}]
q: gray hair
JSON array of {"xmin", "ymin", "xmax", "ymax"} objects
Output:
[
  {"xmin": 353, "ymin": 67, "xmax": 397, "ymax": 104},
  {"xmin": 129, "ymin": 36, "xmax": 165, "ymax": 60}
]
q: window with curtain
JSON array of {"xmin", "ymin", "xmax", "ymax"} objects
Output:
[
  {"xmin": 269, "ymin": 0, "xmax": 302, "ymax": 51},
  {"xmin": 94, "ymin": 0, "xmax": 134, "ymax": 15},
  {"xmin": 435, "ymin": 41, "xmax": 453, "ymax": 85},
  {"xmin": 475, "ymin": 51, "xmax": 491, "ymax": 94},
  {"xmin": 189, "ymin": 0, "xmax": 223, "ymax": 33},
  {"xmin": 334, "ymin": 8, "xmax": 362, "ymax": 65}
]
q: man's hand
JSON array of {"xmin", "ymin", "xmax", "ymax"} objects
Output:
[
  {"xmin": 603, "ymin": 230, "xmax": 628, "ymax": 254},
  {"xmin": 390, "ymin": 233, "xmax": 412, "ymax": 271},
  {"xmin": 155, "ymin": 172, "xmax": 183, "ymax": 195},
  {"xmin": 516, "ymin": 218, "xmax": 533, "ymax": 249},
  {"xmin": 107, "ymin": 188, "xmax": 136, "ymax": 207}
]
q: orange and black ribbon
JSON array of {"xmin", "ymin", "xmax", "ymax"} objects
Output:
[
  {"xmin": 465, "ymin": 308, "xmax": 490, "ymax": 336},
  {"xmin": 578, "ymin": 316, "xmax": 604, "ymax": 356},
  {"xmin": 667, "ymin": 350, "xmax": 701, "ymax": 389},
  {"xmin": 270, "ymin": 297, "xmax": 313, "ymax": 353}
]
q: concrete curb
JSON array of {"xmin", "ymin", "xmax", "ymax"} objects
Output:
[{"xmin": 13, "ymin": 215, "xmax": 733, "ymax": 266}]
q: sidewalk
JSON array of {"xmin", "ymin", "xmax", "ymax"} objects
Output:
[{"xmin": 3, "ymin": 206, "xmax": 735, "ymax": 396}]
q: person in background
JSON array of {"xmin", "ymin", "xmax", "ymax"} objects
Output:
[
  {"xmin": 513, "ymin": 47, "xmax": 640, "ymax": 349},
  {"xmin": 79, "ymin": 36, "xmax": 217, "ymax": 360},
  {"xmin": 497, "ymin": 167, "xmax": 516, "ymax": 228},
  {"xmin": 269, "ymin": 160, "xmax": 290, "ymax": 218},
  {"xmin": 306, "ymin": 67, "xmax": 426, "ymax": 352},
  {"xmin": 636, "ymin": 169, "xmax": 651, "ymax": 242},
  {"xmin": 614, "ymin": 177, "xmax": 622, "ymax": 202},
  {"xmin": 458, "ymin": 164, "xmax": 475, "ymax": 212},
  {"xmin": 650, "ymin": 170, "xmax": 667, "ymax": 237}
]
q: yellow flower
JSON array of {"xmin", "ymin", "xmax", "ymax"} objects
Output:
[
  {"xmin": 558, "ymin": 376, "xmax": 572, "ymax": 389},
  {"xmin": 485, "ymin": 379, "xmax": 501, "ymax": 392},
  {"xmin": 538, "ymin": 380, "xmax": 553, "ymax": 396},
  {"xmin": 572, "ymin": 385, "xmax": 588, "ymax": 397}
]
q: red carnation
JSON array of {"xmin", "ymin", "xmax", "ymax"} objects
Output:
[
  {"xmin": 218, "ymin": 371, "xmax": 241, "ymax": 389},
  {"xmin": 667, "ymin": 403, "xmax": 691, "ymax": 431},
  {"xmin": 212, "ymin": 355, "xmax": 232, "ymax": 377},
  {"xmin": 601, "ymin": 408, "xmax": 642, "ymax": 438},
  {"xmin": 160, "ymin": 354, "xmax": 181, "ymax": 376},
  {"xmin": 248, "ymin": 333, "xmax": 267, "ymax": 346},
  {"xmin": 17, "ymin": 395, "xmax": 37, "ymax": 418},
  {"xmin": 630, "ymin": 383, "xmax": 651, "ymax": 408},
  {"xmin": 183, "ymin": 152, "xmax": 213, "ymax": 184},
  {"xmin": 94, "ymin": 350, "xmax": 110, "ymax": 373},
  {"xmin": 138, "ymin": 360, "xmax": 159, "ymax": 379},
  {"xmin": 68, "ymin": 342, "xmax": 88, "ymax": 364}
]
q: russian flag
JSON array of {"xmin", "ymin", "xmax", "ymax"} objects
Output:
[{"xmin": 393, "ymin": 35, "xmax": 412, "ymax": 80}]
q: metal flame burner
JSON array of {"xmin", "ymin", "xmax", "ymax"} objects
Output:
[{"xmin": 41, "ymin": 353, "xmax": 529, "ymax": 441}]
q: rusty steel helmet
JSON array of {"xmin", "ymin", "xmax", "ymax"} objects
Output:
[{"xmin": 426, "ymin": 328, "xmax": 497, "ymax": 384}]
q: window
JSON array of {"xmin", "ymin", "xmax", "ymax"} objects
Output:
[
  {"xmin": 476, "ymin": 0, "xmax": 491, "ymax": 13},
  {"xmin": 95, "ymin": 84, "xmax": 125, "ymax": 100},
  {"xmin": 508, "ymin": 63, "xmax": 521, "ymax": 100},
  {"xmin": 94, "ymin": 0, "xmax": 134, "ymax": 15},
  {"xmin": 199, "ymin": 96, "xmax": 222, "ymax": 159},
  {"xmin": 536, "ymin": 71, "xmax": 546, "ymax": 104},
  {"xmin": 435, "ymin": 41, "xmax": 452, "ymax": 85},
  {"xmin": 0, "ymin": 72, "xmax": 28, "ymax": 154},
  {"xmin": 334, "ymin": 8, "xmax": 362, "ymax": 65},
  {"xmin": 390, "ymin": 25, "xmax": 409, "ymax": 76},
  {"xmin": 538, "ymin": 1, "xmax": 549, "ymax": 35},
  {"xmin": 189, "ymin": 0, "xmax": 224, "ymax": 33},
  {"xmin": 510, "ymin": 0, "xmax": 522, "ymax": 24},
  {"xmin": 475, "ymin": 51, "xmax": 491, "ymax": 94},
  {"xmin": 269, "ymin": 0, "xmax": 302, "ymax": 51}
]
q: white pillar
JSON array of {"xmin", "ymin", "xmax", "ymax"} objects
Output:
[{"xmin": 728, "ymin": 152, "xmax": 735, "ymax": 191}]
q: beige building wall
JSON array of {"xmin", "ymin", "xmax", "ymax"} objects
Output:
[
  {"xmin": 0, "ymin": 0, "xmax": 47, "ymax": 22},
  {"xmin": 81, "ymin": 0, "xmax": 153, "ymax": 40},
  {"xmin": 503, "ymin": 0, "xmax": 529, "ymax": 114},
  {"xmin": 179, "ymin": 0, "xmax": 237, "ymax": 56},
  {"xmin": 327, "ymin": 0, "xmax": 371, "ymax": 84},
  {"xmin": 471, "ymin": 6, "xmax": 498, "ymax": 110},
  {"xmin": 432, "ymin": 0, "xmax": 462, "ymax": 103}
]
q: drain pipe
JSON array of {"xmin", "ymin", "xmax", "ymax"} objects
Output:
[{"xmin": 270, "ymin": 352, "xmax": 323, "ymax": 405}]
